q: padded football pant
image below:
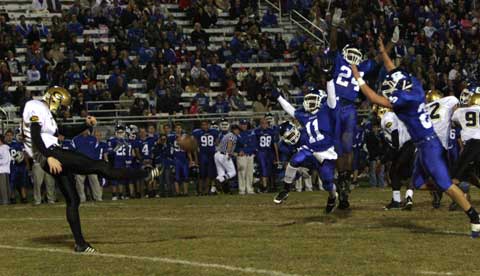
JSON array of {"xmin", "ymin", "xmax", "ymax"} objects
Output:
[
  {"xmin": 451, "ymin": 139, "xmax": 480, "ymax": 182},
  {"xmin": 390, "ymin": 141, "xmax": 415, "ymax": 191}
]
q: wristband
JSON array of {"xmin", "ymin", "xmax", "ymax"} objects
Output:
[{"xmin": 356, "ymin": 78, "xmax": 366, "ymax": 86}]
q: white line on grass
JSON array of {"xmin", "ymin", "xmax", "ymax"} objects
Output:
[
  {"xmin": 0, "ymin": 244, "xmax": 303, "ymax": 276},
  {"xmin": 418, "ymin": 271, "xmax": 454, "ymax": 275}
]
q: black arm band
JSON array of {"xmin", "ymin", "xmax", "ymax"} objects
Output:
[{"xmin": 30, "ymin": 122, "xmax": 53, "ymax": 158}]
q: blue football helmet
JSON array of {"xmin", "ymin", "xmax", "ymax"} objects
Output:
[
  {"xmin": 279, "ymin": 121, "xmax": 301, "ymax": 145},
  {"xmin": 460, "ymin": 84, "xmax": 480, "ymax": 106},
  {"xmin": 381, "ymin": 69, "xmax": 413, "ymax": 98},
  {"xmin": 127, "ymin": 124, "xmax": 138, "ymax": 140},
  {"xmin": 115, "ymin": 125, "xmax": 126, "ymax": 139},
  {"xmin": 303, "ymin": 89, "xmax": 327, "ymax": 113},
  {"xmin": 210, "ymin": 120, "xmax": 219, "ymax": 130}
]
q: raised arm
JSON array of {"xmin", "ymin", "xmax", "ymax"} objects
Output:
[
  {"xmin": 272, "ymin": 88, "xmax": 295, "ymax": 118},
  {"xmin": 351, "ymin": 64, "xmax": 392, "ymax": 108},
  {"xmin": 378, "ymin": 37, "xmax": 396, "ymax": 72}
]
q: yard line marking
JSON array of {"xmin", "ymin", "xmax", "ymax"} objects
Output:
[
  {"xmin": 418, "ymin": 271, "xmax": 454, "ymax": 275},
  {"xmin": 0, "ymin": 244, "xmax": 304, "ymax": 276},
  {"xmin": 0, "ymin": 217, "xmax": 294, "ymax": 226}
]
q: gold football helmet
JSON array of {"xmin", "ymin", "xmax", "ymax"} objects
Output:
[
  {"xmin": 426, "ymin": 90, "xmax": 443, "ymax": 103},
  {"xmin": 43, "ymin": 86, "xmax": 72, "ymax": 115},
  {"xmin": 469, "ymin": 94, "xmax": 480, "ymax": 107},
  {"xmin": 372, "ymin": 104, "xmax": 390, "ymax": 119}
]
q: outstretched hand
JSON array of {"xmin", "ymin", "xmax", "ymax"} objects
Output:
[
  {"xmin": 321, "ymin": 56, "xmax": 334, "ymax": 81},
  {"xmin": 377, "ymin": 37, "xmax": 386, "ymax": 54}
]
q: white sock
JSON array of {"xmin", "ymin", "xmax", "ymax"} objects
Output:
[
  {"xmin": 328, "ymin": 184, "xmax": 337, "ymax": 198},
  {"xmin": 393, "ymin": 191, "xmax": 401, "ymax": 203},
  {"xmin": 406, "ymin": 189, "xmax": 414, "ymax": 199},
  {"xmin": 284, "ymin": 163, "xmax": 298, "ymax": 184}
]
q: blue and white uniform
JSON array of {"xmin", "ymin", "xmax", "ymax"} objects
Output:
[
  {"xmin": 107, "ymin": 137, "xmax": 134, "ymax": 185},
  {"xmin": 7, "ymin": 140, "xmax": 27, "ymax": 190},
  {"xmin": 254, "ymin": 127, "xmax": 277, "ymax": 177},
  {"xmin": 388, "ymin": 76, "xmax": 452, "ymax": 191},
  {"xmin": 333, "ymin": 51, "xmax": 376, "ymax": 154},
  {"xmin": 192, "ymin": 128, "xmax": 219, "ymax": 178},
  {"xmin": 168, "ymin": 132, "xmax": 189, "ymax": 183}
]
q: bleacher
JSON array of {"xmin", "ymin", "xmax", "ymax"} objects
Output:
[{"xmin": 1, "ymin": 0, "xmax": 304, "ymax": 118}]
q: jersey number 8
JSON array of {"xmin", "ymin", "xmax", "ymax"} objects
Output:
[{"xmin": 259, "ymin": 136, "xmax": 272, "ymax": 147}]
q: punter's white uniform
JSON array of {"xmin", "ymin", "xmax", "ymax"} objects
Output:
[
  {"xmin": 452, "ymin": 106, "xmax": 480, "ymax": 143},
  {"xmin": 22, "ymin": 99, "xmax": 59, "ymax": 159},
  {"xmin": 381, "ymin": 111, "xmax": 411, "ymax": 149},
  {"xmin": 214, "ymin": 132, "xmax": 237, "ymax": 182},
  {"xmin": 426, "ymin": 96, "xmax": 459, "ymax": 150}
]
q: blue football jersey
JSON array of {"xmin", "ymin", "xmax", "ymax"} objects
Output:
[
  {"xmin": 254, "ymin": 128, "xmax": 276, "ymax": 152},
  {"xmin": 167, "ymin": 132, "xmax": 188, "ymax": 160},
  {"xmin": 294, "ymin": 104, "xmax": 337, "ymax": 152},
  {"xmin": 95, "ymin": 141, "xmax": 108, "ymax": 161},
  {"xmin": 7, "ymin": 141, "xmax": 26, "ymax": 167},
  {"xmin": 448, "ymin": 127, "xmax": 461, "ymax": 151},
  {"xmin": 136, "ymin": 137, "xmax": 155, "ymax": 160},
  {"xmin": 353, "ymin": 126, "xmax": 365, "ymax": 150},
  {"xmin": 107, "ymin": 137, "xmax": 134, "ymax": 167},
  {"xmin": 389, "ymin": 77, "xmax": 436, "ymax": 143},
  {"xmin": 61, "ymin": 139, "xmax": 74, "ymax": 150},
  {"xmin": 192, "ymin": 128, "xmax": 219, "ymax": 154},
  {"xmin": 333, "ymin": 51, "xmax": 376, "ymax": 102}
]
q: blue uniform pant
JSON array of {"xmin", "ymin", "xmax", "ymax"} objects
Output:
[
  {"xmin": 289, "ymin": 149, "xmax": 335, "ymax": 192},
  {"xmin": 257, "ymin": 151, "xmax": 274, "ymax": 177},
  {"xmin": 412, "ymin": 138, "xmax": 452, "ymax": 191},
  {"xmin": 199, "ymin": 152, "xmax": 216, "ymax": 178},
  {"xmin": 336, "ymin": 104, "xmax": 357, "ymax": 155},
  {"xmin": 175, "ymin": 158, "xmax": 189, "ymax": 183}
]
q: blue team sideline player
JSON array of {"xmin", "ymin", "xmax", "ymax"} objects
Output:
[
  {"xmin": 352, "ymin": 37, "xmax": 480, "ymax": 237},
  {"xmin": 273, "ymin": 58, "xmax": 339, "ymax": 208},
  {"xmin": 192, "ymin": 121, "xmax": 219, "ymax": 195},
  {"xmin": 168, "ymin": 123, "xmax": 195, "ymax": 196},
  {"xmin": 254, "ymin": 118, "xmax": 280, "ymax": 192},
  {"xmin": 135, "ymin": 127, "xmax": 156, "ymax": 198},
  {"xmin": 107, "ymin": 125, "xmax": 133, "ymax": 200},
  {"xmin": 4, "ymin": 129, "xmax": 28, "ymax": 204},
  {"xmin": 275, "ymin": 121, "xmax": 338, "ymax": 213}
]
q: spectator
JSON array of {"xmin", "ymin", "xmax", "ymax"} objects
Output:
[
  {"xmin": 5, "ymin": 51, "xmax": 22, "ymax": 75},
  {"xmin": 261, "ymin": 8, "xmax": 278, "ymax": 27},
  {"xmin": 193, "ymin": 86, "xmax": 210, "ymax": 111},
  {"xmin": 31, "ymin": 0, "xmax": 48, "ymax": 11},
  {"xmin": 26, "ymin": 64, "xmax": 41, "ymax": 84},
  {"xmin": 0, "ymin": 135, "xmax": 10, "ymax": 205},
  {"xmin": 191, "ymin": 59, "xmax": 208, "ymax": 80},
  {"xmin": 229, "ymin": 87, "xmax": 246, "ymax": 111},
  {"xmin": 47, "ymin": 0, "xmax": 62, "ymax": 12},
  {"xmin": 189, "ymin": 99, "xmax": 200, "ymax": 114},
  {"xmin": 158, "ymin": 88, "xmax": 182, "ymax": 114},
  {"xmin": 67, "ymin": 15, "xmax": 84, "ymax": 36},
  {"xmin": 211, "ymin": 94, "xmax": 229, "ymax": 113},
  {"xmin": 72, "ymin": 92, "xmax": 87, "ymax": 115},
  {"xmin": 119, "ymin": 89, "xmax": 135, "ymax": 110},
  {"xmin": 206, "ymin": 56, "xmax": 225, "ymax": 83},
  {"xmin": 190, "ymin": 22, "xmax": 209, "ymax": 47},
  {"xmin": 130, "ymin": 98, "xmax": 148, "ymax": 116},
  {"xmin": 252, "ymin": 94, "xmax": 270, "ymax": 113}
]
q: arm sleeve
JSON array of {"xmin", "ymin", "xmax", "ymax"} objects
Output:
[
  {"xmin": 277, "ymin": 96, "xmax": 296, "ymax": 117},
  {"xmin": 326, "ymin": 79, "xmax": 336, "ymax": 109},
  {"xmin": 57, "ymin": 123, "xmax": 90, "ymax": 139},
  {"xmin": 30, "ymin": 122, "xmax": 53, "ymax": 158}
]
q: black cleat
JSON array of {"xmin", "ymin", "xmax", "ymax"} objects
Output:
[
  {"xmin": 74, "ymin": 243, "xmax": 97, "ymax": 253},
  {"xmin": 274, "ymin": 190, "xmax": 289, "ymax": 204},
  {"xmin": 384, "ymin": 199, "xmax": 402, "ymax": 210},
  {"xmin": 448, "ymin": 201, "xmax": 459, "ymax": 211},
  {"xmin": 337, "ymin": 191, "xmax": 350, "ymax": 210},
  {"xmin": 325, "ymin": 194, "xmax": 337, "ymax": 214},
  {"xmin": 431, "ymin": 191, "xmax": 442, "ymax": 209},
  {"xmin": 403, "ymin": 196, "xmax": 413, "ymax": 211}
]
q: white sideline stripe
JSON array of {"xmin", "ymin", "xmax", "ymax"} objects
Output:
[
  {"xmin": 418, "ymin": 271, "xmax": 454, "ymax": 275},
  {"xmin": 0, "ymin": 244, "xmax": 302, "ymax": 276},
  {"xmin": 0, "ymin": 217, "xmax": 290, "ymax": 226}
]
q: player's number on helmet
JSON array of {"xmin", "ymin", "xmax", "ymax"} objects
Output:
[
  {"xmin": 336, "ymin": 65, "xmax": 365, "ymax": 92},
  {"xmin": 305, "ymin": 119, "xmax": 325, "ymax": 143}
]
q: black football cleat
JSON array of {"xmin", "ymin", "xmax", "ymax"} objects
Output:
[
  {"xmin": 384, "ymin": 199, "xmax": 402, "ymax": 210},
  {"xmin": 448, "ymin": 201, "xmax": 459, "ymax": 211},
  {"xmin": 431, "ymin": 191, "xmax": 442, "ymax": 209},
  {"xmin": 274, "ymin": 190, "xmax": 289, "ymax": 204},
  {"xmin": 337, "ymin": 191, "xmax": 350, "ymax": 210},
  {"xmin": 74, "ymin": 243, "xmax": 97, "ymax": 253},
  {"xmin": 325, "ymin": 194, "xmax": 337, "ymax": 214}
]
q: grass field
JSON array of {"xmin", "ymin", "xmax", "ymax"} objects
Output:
[{"xmin": 1, "ymin": 187, "xmax": 480, "ymax": 276}]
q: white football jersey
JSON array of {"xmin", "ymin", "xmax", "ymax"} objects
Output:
[
  {"xmin": 22, "ymin": 100, "xmax": 59, "ymax": 158},
  {"xmin": 426, "ymin": 96, "xmax": 459, "ymax": 149},
  {"xmin": 452, "ymin": 106, "xmax": 480, "ymax": 143},
  {"xmin": 381, "ymin": 111, "xmax": 411, "ymax": 149}
]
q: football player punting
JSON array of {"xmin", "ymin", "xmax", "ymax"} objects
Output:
[
  {"xmin": 23, "ymin": 87, "xmax": 160, "ymax": 252},
  {"xmin": 352, "ymin": 38, "xmax": 480, "ymax": 237}
]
